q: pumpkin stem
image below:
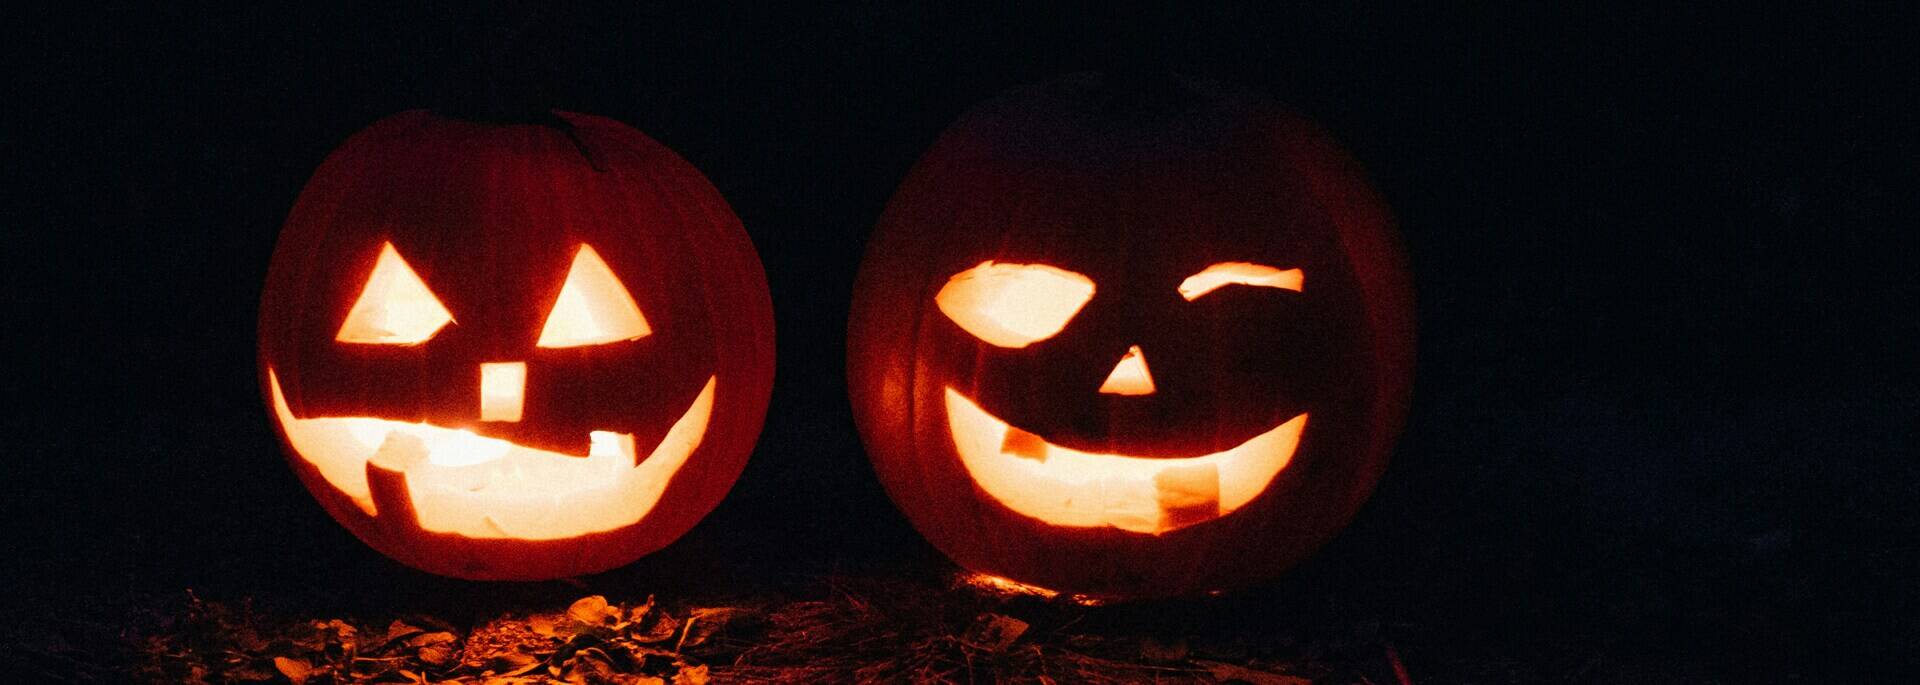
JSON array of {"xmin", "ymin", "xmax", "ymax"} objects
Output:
[
  {"xmin": 432, "ymin": 2, "xmax": 606, "ymax": 171},
  {"xmin": 435, "ymin": 1, "xmax": 566, "ymax": 127}
]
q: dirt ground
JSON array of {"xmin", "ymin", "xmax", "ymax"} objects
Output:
[{"xmin": 3, "ymin": 539, "xmax": 1817, "ymax": 685}]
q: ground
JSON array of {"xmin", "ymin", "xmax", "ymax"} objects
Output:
[
  {"xmin": 18, "ymin": 564, "xmax": 1427, "ymax": 684},
  {"xmin": 5, "ymin": 535, "xmax": 1809, "ymax": 685}
]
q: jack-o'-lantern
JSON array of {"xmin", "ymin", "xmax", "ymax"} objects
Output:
[
  {"xmin": 848, "ymin": 74, "xmax": 1413, "ymax": 598},
  {"xmin": 259, "ymin": 110, "xmax": 774, "ymax": 580}
]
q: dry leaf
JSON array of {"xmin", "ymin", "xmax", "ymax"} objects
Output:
[
  {"xmin": 528, "ymin": 614, "xmax": 562, "ymax": 638},
  {"xmin": 626, "ymin": 596, "xmax": 658, "ymax": 625},
  {"xmin": 567, "ymin": 596, "xmax": 621, "ymax": 627},
  {"xmin": 678, "ymin": 608, "xmax": 746, "ymax": 648},
  {"xmin": 1197, "ymin": 659, "xmax": 1313, "ymax": 685},
  {"xmin": 630, "ymin": 612, "xmax": 679, "ymax": 643},
  {"xmin": 490, "ymin": 651, "xmax": 540, "ymax": 671},
  {"xmin": 561, "ymin": 649, "xmax": 616, "ymax": 684},
  {"xmin": 272, "ymin": 656, "xmax": 312, "ymax": 685},
  {"xmin": 383, "ymin": 619, "xmax": 426, "ymax": 645},
  {"xmin": 419, "ymin": 644, "xmax": 457, "ymax": 666},
  {"xmin": 961, "ymin": 613, "xmax": 1028, "ymax": 652},
  {"xmin": 673, "ymin": 664, "xmax": 711, "ymax": 685},
  {"xmin": 322, "ymin": 620, "xmax": 358, "ymax": 642},
  {"xmin": 408, "ymin": 631, "xmax": 457, "ymax": 648}
]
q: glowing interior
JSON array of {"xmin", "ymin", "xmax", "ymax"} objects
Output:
[
  {"xmin": 944, "ymin": 388, "xmax": 1305, "ymax": 535},
  {"xmin": 537, "ymin": 244, "xmax": 652, "ymax": 348},
  {"xmin": 268, "ymin": 369, "xmax": 715, "ymax": 540},
  {"xmin": 1177, "ymin": 262, "xmax": 1304, "ymax": 301},
  {"xmin": 935, "ymin": 261, "xmax": 1095, "ymax": 348},
  {"xmin": 478, "ymin": 362, "xmax": 526, "ymax": 422},
  {"xmin": 1098, "ymin": 345, "xmax": 1156, "ymax": 396},
  {"xmin": 336, "ymin": 242, "xmax": 455, "ymax": 345}
]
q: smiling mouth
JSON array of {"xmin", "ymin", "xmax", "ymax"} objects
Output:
[
  {"xmin": 944, "ymin": 388, "xmax": 1306, "ymax": 535},
  {"xmin": 267, "ymin": 369, "xmax": 714, "ymax": 540}
]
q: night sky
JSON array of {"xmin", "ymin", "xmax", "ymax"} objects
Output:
[{"xmin": 7, "ymin": 4, "xmax": 1915, "ymax": 680}]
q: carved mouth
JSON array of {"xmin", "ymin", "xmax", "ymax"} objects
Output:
[
  {"xmin": 944, "ymin": 388, "xmax": 1305, "ymax": 535},
  {"xmin": 267, "ymin": 369, "xmax": 714, "ymax": 540}
]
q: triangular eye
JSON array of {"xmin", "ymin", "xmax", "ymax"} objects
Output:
[
  {"xmin": 537, "ymin": 244, "xmax": 651, "ymax": 348},
  {"xmin": 336, "ymin": 242, "xmax": 455, "ymax": 345}
]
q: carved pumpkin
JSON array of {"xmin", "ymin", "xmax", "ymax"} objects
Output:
[
  {"xmin": 259, "ymin": 110, "xmax": 774, "ymax": 580},
  {"xmin": 847, "ymin": 75, "xmax": 1414, "ymax": 598}
]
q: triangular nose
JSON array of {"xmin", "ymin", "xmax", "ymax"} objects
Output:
[{"xmin": 1098, "ymin": 345, "xmax": 1156, "ymax": 395}]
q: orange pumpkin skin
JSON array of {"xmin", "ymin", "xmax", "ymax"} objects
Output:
[
  {"xmin": 848, "ymin": 75, "xmax": 1414, "ymax": 599},
  {"xmin": 259, "ymin": 111, "xmax": 774, "ymax": 580}
]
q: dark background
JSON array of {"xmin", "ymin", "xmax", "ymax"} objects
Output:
[{"xmin": 6, "ymin": 3, "xmax": 1915, "ymax": 681}]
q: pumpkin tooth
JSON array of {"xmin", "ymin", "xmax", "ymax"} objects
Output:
[
  {"xmin": 589, "ymin": 431, "xmax": 638, "ymax": 468},
  {"xmin": 1000, "ymin": 425, "xmax": 1050, "ymax": 461},
  {"xmin": 1153, "ymin": 462, "xmax": 1222, "ymax": 529},
  {"xmin": 369, "ymin": 431, "xmax": 428, "ymax": 471},
  {"xmin": 364, "ymin": 446, "xmax": 419, "ymax": 525}
]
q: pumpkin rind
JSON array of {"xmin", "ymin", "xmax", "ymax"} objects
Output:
[
  {"xmin": 259, "ymin": 110, "xmax": 774, "ymax": 580},
  {"xmin": 847, "ymin": 75, "xmax": 1413, "ymax": 598}
]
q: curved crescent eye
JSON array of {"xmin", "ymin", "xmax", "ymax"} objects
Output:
[
  {"xmin": 1178, "ymin": 262, "xmax": 1303, "ymax": 300},
  {"xmin": 336, "ymin": 242, "xmax": 454, "ymax": 345},
  {"xmin": 537, "ymin": 244, "xmax": 651, "ymax": 348},
  {"xmin": 936, "ymin": 261, "xmax": 1095, "ymax": 348}
]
